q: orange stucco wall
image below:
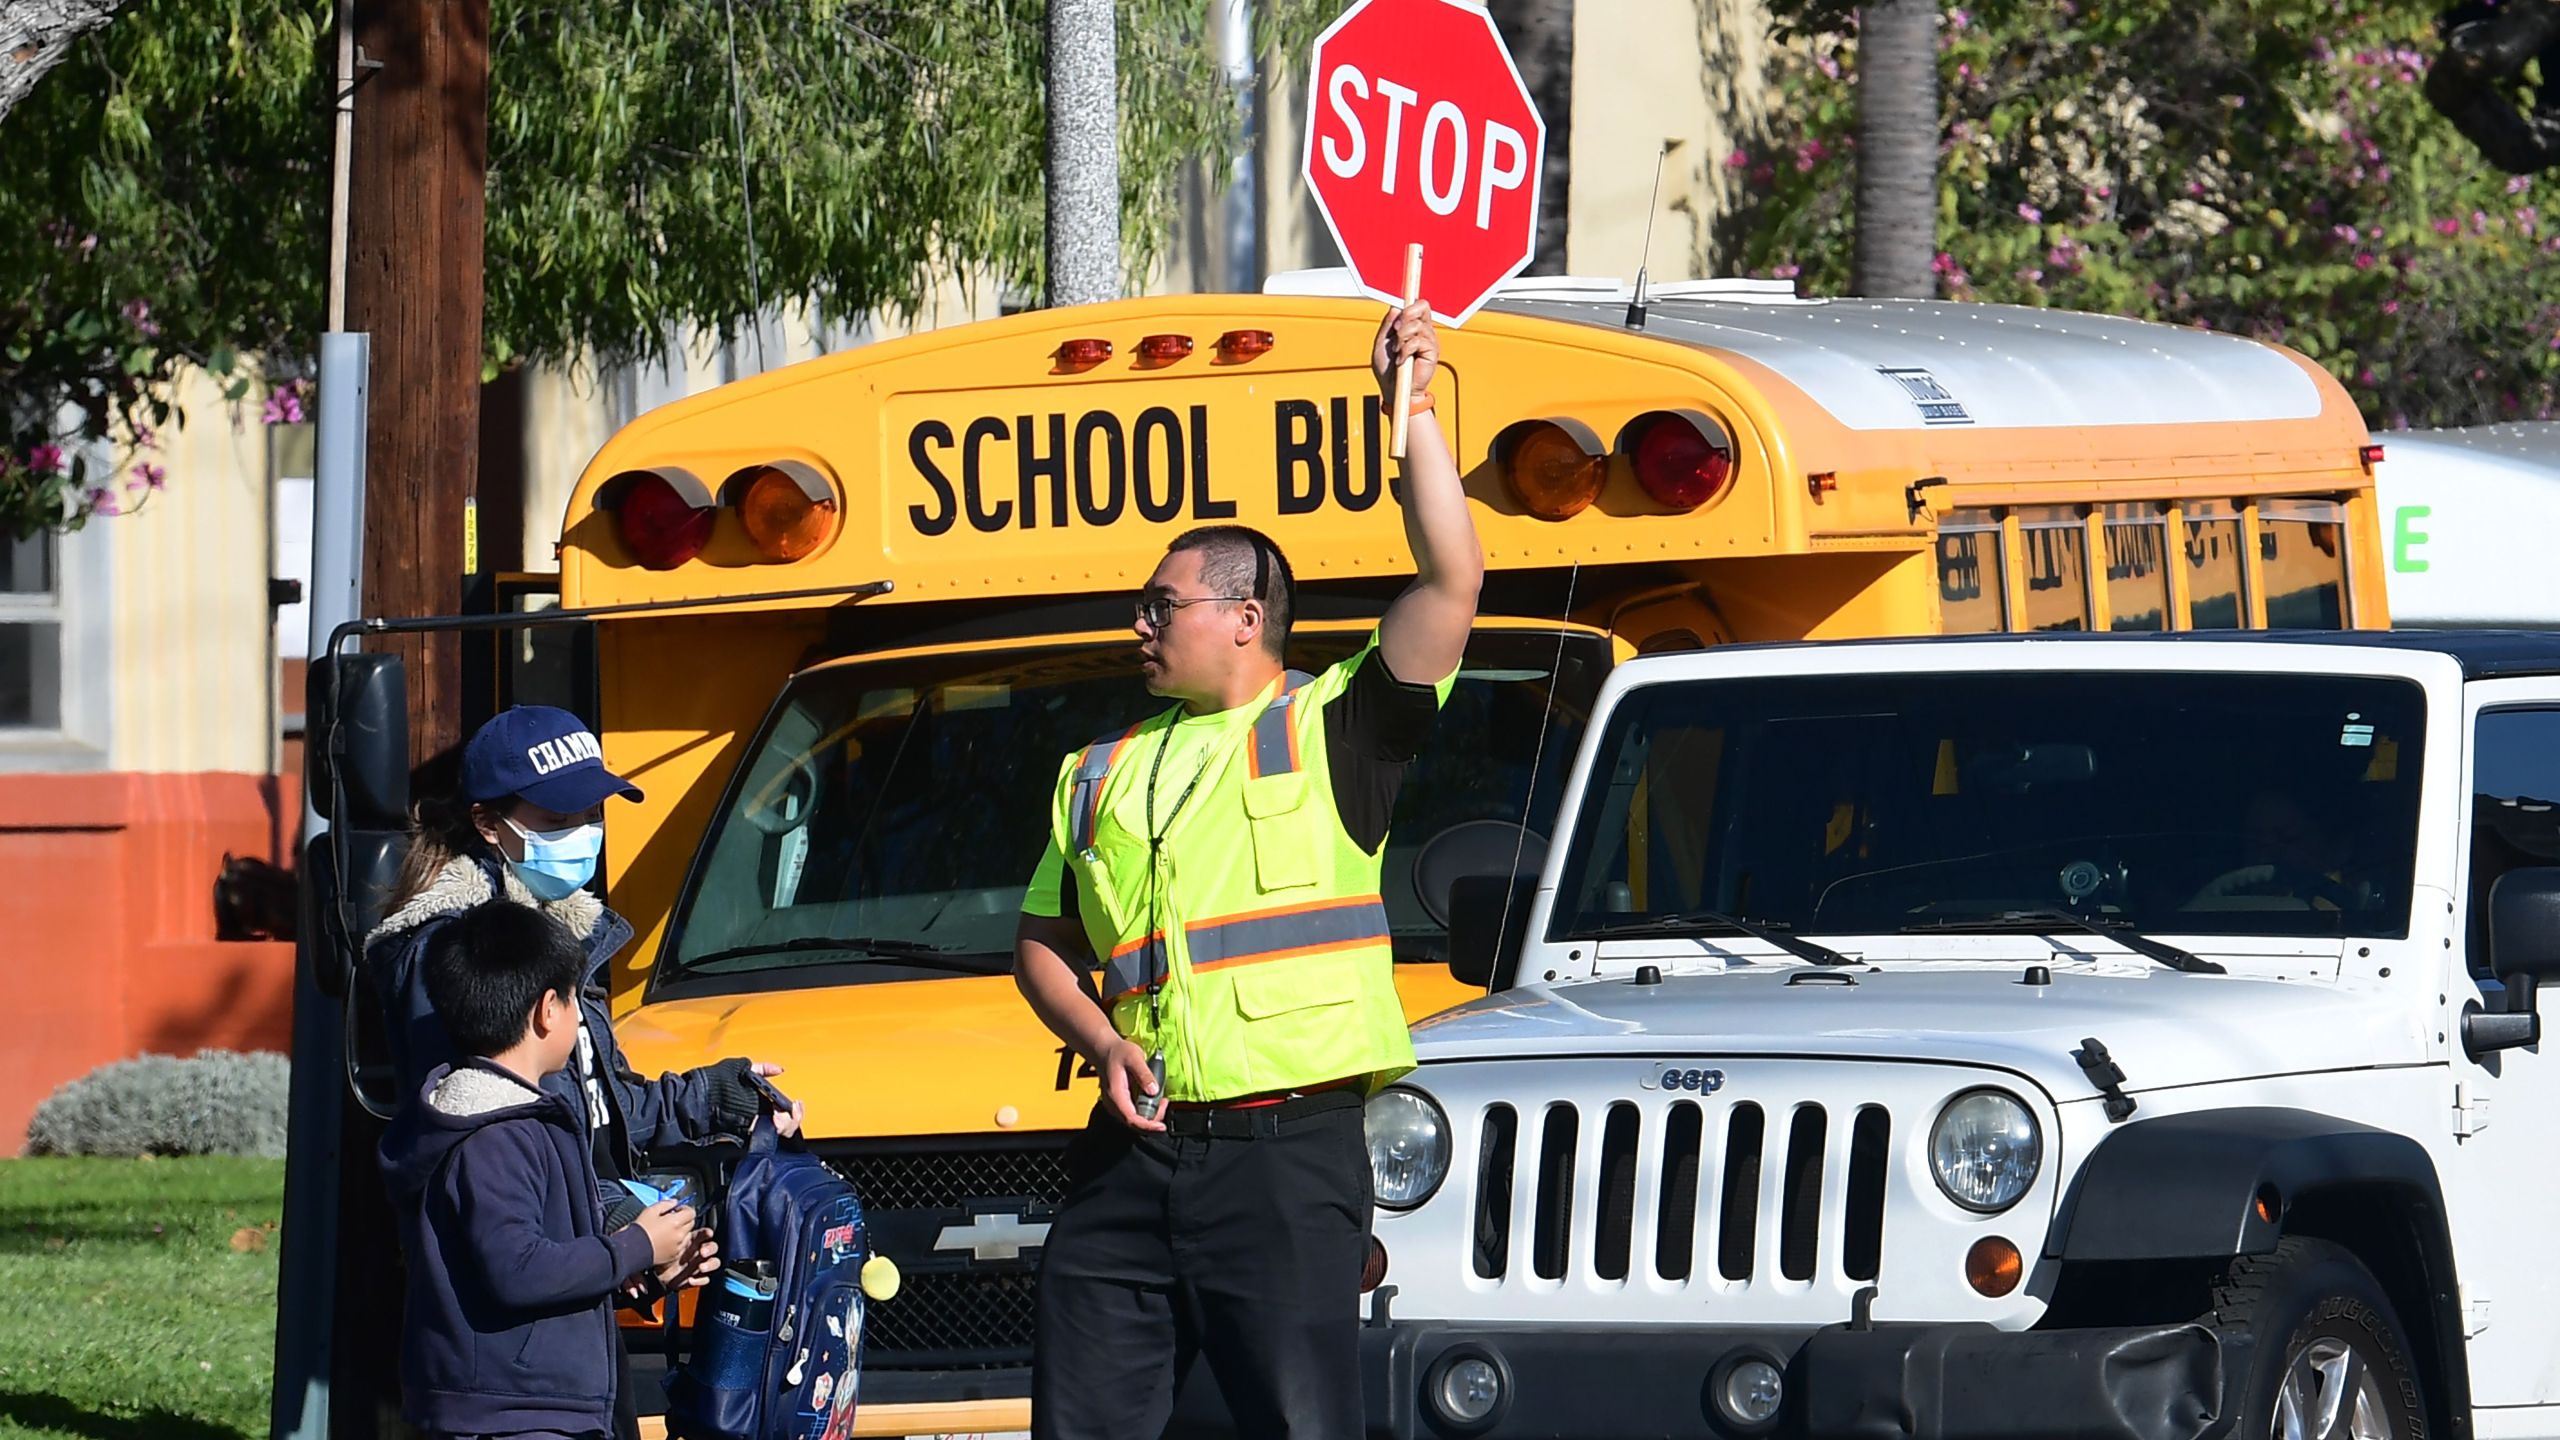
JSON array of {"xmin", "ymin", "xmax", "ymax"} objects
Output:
[{"xmin": 0, "ymin": 772, "xmax": 296, "ymax": 1149}]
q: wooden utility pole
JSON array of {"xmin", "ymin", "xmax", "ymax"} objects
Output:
[{"xmin": 346, "ymin": 0, "xmax": 490, "ymax": 767}]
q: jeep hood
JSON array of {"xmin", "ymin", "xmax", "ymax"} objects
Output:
[{"xmin": 1407, "ymin": 962, "xmax": 2431, "ymax": 1103}]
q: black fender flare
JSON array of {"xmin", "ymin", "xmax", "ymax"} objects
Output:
[
  {"xmin": 2050, "ymin": 1107, "xmax": 2447, "ymax": 1263},
  {"xmin": 2049, "ymin": 1106, "xmax": 2469, "ymax": 1435}
]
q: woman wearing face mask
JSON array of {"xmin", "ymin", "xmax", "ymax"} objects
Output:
[{"xmin": 366, "ymin": 706, "xmax": 801, "ymax": 1439}]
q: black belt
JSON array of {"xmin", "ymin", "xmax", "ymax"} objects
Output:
[{"xmin": 1159, "ymin": 1087, "xmax": 1363, "ymax": 1138}]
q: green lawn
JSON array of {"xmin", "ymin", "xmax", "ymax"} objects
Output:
[{"xmin": 0, "ymin": 1157, "xmax": 282, "ymax": 1440}]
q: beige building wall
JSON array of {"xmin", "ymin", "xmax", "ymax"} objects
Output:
[
  {"xmin": 106, "ymin": 367, "xmax": 278, "ymax": 775},
  {"xmin": 1564, "ymin": 0, "xmax": 1775, "ymax": 280}
]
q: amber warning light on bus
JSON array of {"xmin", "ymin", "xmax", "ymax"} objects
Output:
[
  {"xmin": 608, "ymin": 462, "xmax": 840, "ymax": 569},
  {"xmin": 736, "ymin": 463, "xmax": 841, "ymax": 561},
  {"xmin": 1498, "ymin": 410, "xmax": 1735, "ymax": 521}
]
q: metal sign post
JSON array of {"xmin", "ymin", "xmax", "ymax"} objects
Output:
[{"xmin": 269, "ymin": 330, "xmax": 368, "ymax": 1440}]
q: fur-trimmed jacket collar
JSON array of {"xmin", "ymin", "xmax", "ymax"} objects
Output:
[{"xmin": 371, "ymin": 851, "xmax": 631, "ymax": 980}]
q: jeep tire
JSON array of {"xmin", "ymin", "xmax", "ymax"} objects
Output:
[{"xmin": 2210, "ymin": 1236, "xmax": 2429, "ymax": 1440}]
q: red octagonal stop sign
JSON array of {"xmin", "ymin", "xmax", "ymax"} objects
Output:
[{"xmin": 1300, "ymin": 0, "xmax": 1547, "ymax": 326}]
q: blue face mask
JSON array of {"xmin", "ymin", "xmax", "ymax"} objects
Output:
[{"xmin": 506, "ymin": 819, "xmax": 602, "ymax": 901}]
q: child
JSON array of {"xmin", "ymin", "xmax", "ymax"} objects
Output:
[{"xmin": 381, "ymin": 901, "xmax": 713, "ymax": 1440}]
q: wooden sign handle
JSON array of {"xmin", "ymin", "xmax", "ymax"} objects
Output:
[{"xmin": 1389, "ymin": 242, "xmax": 1424, "ymax": 460}]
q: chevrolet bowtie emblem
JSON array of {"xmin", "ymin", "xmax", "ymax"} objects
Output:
[{"xmin": 933, "ymin": 1212, "xmax": 1052, "ymax": 1262}]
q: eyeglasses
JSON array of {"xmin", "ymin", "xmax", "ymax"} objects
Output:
[{"xmin": 1135, "ymin": 593, "xmax": 1252, "ymax": 629}]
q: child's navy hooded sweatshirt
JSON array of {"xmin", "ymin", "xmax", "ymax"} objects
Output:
[{"xmin": 380, "ymin": 1059, "xmax": 656, "ymax": 1437}]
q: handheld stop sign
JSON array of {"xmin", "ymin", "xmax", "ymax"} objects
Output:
[{"xmin": 1300, "ymin": 0, "xmax": 1548, "ymax": 454}]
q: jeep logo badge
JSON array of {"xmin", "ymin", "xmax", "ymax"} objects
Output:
[{"xmin": 1642, "ymin": 1065, "xmax": 1726, "ymax": 1094}]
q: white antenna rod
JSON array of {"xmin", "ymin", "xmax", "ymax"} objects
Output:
[{"xmin": 1625, "ymin": 141, "xmax": 1671, "ymax": 330}]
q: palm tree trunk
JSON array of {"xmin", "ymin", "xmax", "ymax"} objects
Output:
[
  {"xmin": 1852, "ymin": 0, "xmax": 1938, "ymax": 297},
  {"xmin": 1047, "ymin": 0, "xmax": 1120, "ymax": 304},
  {"xmin": 0, "ymin": 0, "xmax": 131, "ymax": 122},
  {"xmin": 1488, "ymin": 0, "xmax": 1573, "ymax": 276}
]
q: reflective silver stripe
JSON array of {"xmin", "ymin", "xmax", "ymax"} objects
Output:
[
  {"xmin": 1248, "ymin": 670, "xmax": 1315, "ymax": 779},
  {"xmin": 1187, "ymin": 896, "xmax": 1390, "ymax": 968},
  {"xmin": 1102, "ymin": 934, "xmax": 1164, "ymax": 1001},
  {"xmin": 1069, "ymin": 725, "xmax": 1138, "ymax": 854}
]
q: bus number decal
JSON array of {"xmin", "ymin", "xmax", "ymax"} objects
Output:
[
  {"xmin": 1053, "ymin": 1044, "xmax": 1100, "ymax": 1091},
  {"xmin": 906, "ymin": 397, "xmax": 1388, "ymax": 536}
]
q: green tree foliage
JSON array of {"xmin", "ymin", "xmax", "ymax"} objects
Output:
[
  {"xmin": 0, "ymin": 0, "xmax": 1321, "ymax": 538},
  {"xmin": 1740, "ymin": 1, "xmax": 2558, "ymax": 428}
]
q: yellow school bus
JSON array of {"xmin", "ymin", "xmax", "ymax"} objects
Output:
[{"xmin": 556, "ymin": 279, "xmax": 2382, "ymax": 1433}]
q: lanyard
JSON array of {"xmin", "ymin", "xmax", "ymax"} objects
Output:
[{"xmin": 1141, "ymin": 716, "xmax": 1220, "ymax": 1027}]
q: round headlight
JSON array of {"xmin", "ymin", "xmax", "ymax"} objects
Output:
[
  {"xmin": 1930, "ymin": 1089, "xmax": 2042, "ymax": 1213},
  {"xmin": 1366, "ymin": 1087, "xmax": 1451, "ymax": 1210}
]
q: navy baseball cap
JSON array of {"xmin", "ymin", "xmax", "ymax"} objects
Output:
[{"xmin": 461, "ymin": 706, "xmax": 644, "ymax": 812}]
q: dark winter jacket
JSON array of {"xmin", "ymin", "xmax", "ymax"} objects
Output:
[
  {"xmin": 379, "ymin": 1059, "xmax": 656, "ymax": 1436},
  {"xmin": 365, "ymin": 851, "xmax": 756, "ymax": 1199}
]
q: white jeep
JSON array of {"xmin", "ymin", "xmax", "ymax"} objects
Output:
[{"xmin": 1352, "ymin": 632, "xmax": 2560, "ymax": 1440}]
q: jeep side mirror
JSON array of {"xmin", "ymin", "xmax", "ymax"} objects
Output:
[
  {"xmin": 2465, "ymin": 867, "xmax": 2560, "ymax": 1058},
  {"xmin": 1448, "ymin": 873, "xmax": 1538, "ymax": 991}
]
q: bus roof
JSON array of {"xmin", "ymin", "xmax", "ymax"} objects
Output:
[
  {"xmin": 2375, "ymin": 422, "xmax": 2560, "ymax": 629},
  {"xmin": 1284, "ymin": 267, "xmax": 2331, "ymax": 431}
]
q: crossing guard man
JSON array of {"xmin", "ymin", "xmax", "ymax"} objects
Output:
[{"xmin": 1013, "ymin": 301, "xmax": 1482, "ymax": 1439}]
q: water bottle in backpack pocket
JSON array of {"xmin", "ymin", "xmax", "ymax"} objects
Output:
[{"xmin": 665, "ymin": 1118, "xmax": 867, "ymax": 1440}]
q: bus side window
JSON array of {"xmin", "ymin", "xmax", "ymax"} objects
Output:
[
  {"xmin": 2182, "ymin": 501, "xmax": 2249, "ymax": 630},
  {"xmin": 2258, "ymin": 497, "xmax": 2349, "ymax": 629},
  {"xmin": 1935, "ymin": 509, "xmax": 2006, "ymax": 633}
]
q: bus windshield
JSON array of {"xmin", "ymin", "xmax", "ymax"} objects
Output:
[
  {"xmin": 1553, "ymin": 668, "xmax": 2428, "ymax": 943},
  {"xmin": 654, "ymin": 628, "xmax": 1610, "ymax": 995}
]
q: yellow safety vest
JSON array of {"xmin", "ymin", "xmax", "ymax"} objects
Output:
[{"xmin": 1046, "ymin": 660, "xmax": 1418, "ymax": 1102}]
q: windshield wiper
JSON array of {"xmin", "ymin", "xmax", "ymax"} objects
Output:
[
  {"xmin": 680, "ymin": 936, "xmax": 1014, "ymax": 977},
  {"xmin": 1578, "ymin": 908, "xmax": 1855, "ymax": 967},
  {"xmin": 1902, "ymin": 909, "xmax": 2224, "ymax": 975}
]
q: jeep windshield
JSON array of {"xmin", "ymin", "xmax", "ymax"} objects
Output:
[
  {"xmin": 653, "ymin": 628, "xmax": 1608, "ymax": 997},
  {"xmin": 1554, "ymin": 669, "xmax": 2426, "ymax": 943}
]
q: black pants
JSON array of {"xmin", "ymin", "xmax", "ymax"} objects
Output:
[{"xmin": 1032, "ymin": 1095, "xmax": 1371, "ymax": 1440}]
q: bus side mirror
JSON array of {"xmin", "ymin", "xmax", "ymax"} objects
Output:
[
  {"xmin": 1448, "ymin": 873, "xmax": 1538, "ymax": 991},
  {"xmin": 2466, "ymin": 868, "xmax": 2560, "ymax": 1058},
  {"xmin": 307, "ymin": 653, "xmax": 410, "ymax": 828}
]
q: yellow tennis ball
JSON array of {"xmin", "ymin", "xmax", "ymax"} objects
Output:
[{"xmin": 859, "ymin": 1254, "xmax": 901, "ymax": 1302}]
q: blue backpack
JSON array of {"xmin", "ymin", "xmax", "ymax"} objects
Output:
[{"xmin": 665, "ymin": 1120, "xmax": 868, "ymax": 1440}]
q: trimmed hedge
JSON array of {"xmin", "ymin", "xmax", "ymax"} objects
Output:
[{"xmin": 26, "ymin": 1050, "xmax": 291, "ymax": 1158}]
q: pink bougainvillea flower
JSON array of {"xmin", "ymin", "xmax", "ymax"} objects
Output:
[
  {"xmin": 86, "ymin": 487, "xmax": 121, "ymax": 517},
  {"xmin": 134, "ymin": 461, "xmax": 167, "ymax": 491},
  {"xmin": 2354, "ymin": 252, "xmax": 2378, "ymax": 269},
  {"xmin": 27, "ymin": 444, "xmax": 64, "ymax": 475},
  {"xmin": 1725, "ymin": 148, "xmax": 1749, "ymax": 170},
  {"xmin": 2017, "ymin": 202, "xmax": 2042, "ymax": 223}
]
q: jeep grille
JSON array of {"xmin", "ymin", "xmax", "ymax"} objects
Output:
[{"xmin": 1469, "ymin": 1098, "xmax": 1892, "ymax": 1287}]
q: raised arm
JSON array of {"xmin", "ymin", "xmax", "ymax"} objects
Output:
[{"xmin": 1372, "ymin": 302, "xmax": 1484, "ymax": 685}]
